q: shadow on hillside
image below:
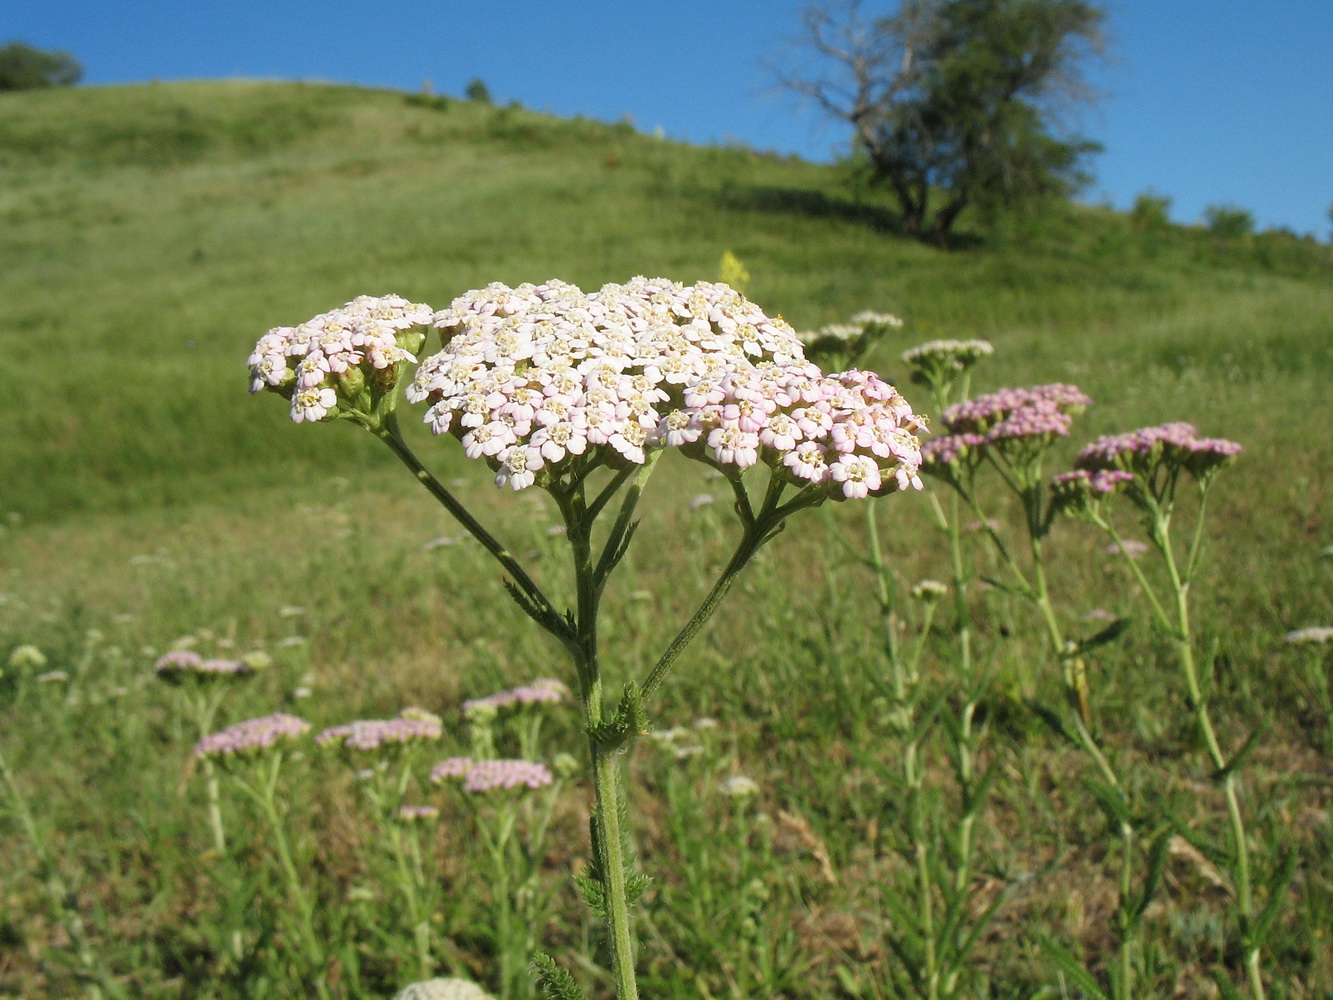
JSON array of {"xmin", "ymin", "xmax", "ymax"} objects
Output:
[{"xmin": 714, "ymin": 183, "xmax": 903, "ymax": 235}]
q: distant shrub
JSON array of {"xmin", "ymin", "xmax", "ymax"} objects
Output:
[
  {"xmin": 1129, "ymin": 191, "xmax": 1172, "ymax": 231},
  {"xmin": 464, "ymin": 77, "xmax": 492, "ymax": 104},
  {"xmin": 0, "ymin": 40, "xmax": 82, "ymax": 90},
  {"xmin": 405, "ymin": 93, "xmax": 450, "ymax": 113},
  {"xmin": 1204, "ymin": 202, "xmax": 1255, "ymax": 239}
]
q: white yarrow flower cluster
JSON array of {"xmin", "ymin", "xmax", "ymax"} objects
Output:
[
  {"xmin": 393, "ymin": 978, "xmax": 493, "ymax": 1000},
  {"xmin": 407, "ymin": 278, "xmax": 926, "ymax": 498},
  {"xmin": 249, "ymin": 294, "xmax": 434, "ymax": 422},
  {"xmin": 1285, "ymin": 626, "xmax": 1333, "ymax": 646}
]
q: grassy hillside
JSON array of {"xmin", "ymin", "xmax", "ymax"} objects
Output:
[
  {"xmin": 2, "ymin": 81, "xmax": 1331, "ymax": 999},
  {"xmin": 3, "ymin": 80, "xmax": 1330, "ymax": 520}
]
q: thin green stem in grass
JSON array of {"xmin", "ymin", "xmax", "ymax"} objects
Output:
[
  {"xmin": 233, "ymin": 753, "xmax": 331, "ymax": 1000},
  {"xmin": 1097, "ymin": 484, "xmax": 1264, "ymax": 999},
  {"xmin": 0, "ymin": 744, "xmax": 121, "ymax": 1000},
  {"xmin": 375, "ymin": 413, "xmax": 565, "ymax": 637}
]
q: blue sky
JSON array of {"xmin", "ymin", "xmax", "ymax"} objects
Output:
[{"xmin": 9, "ymin": 1, "xmax": 1331, "ymax": 237}]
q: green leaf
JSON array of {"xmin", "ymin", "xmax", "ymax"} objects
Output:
[
  {"xmin": 1133, "ymin": 827, "xmax": 1173, "ymax": 922},
  {"xmin": 574, "ymin": 874, "xmax": 605, "ymax": 918},
  {"xmin": 1210, "ymin": 968, "xmax": 1245, "ymax": 1000},
  {"xmin": 1071, "ymin": 616, "xmax": 1132, "ymax": 656},
  {"xmin": 624, "ymin": 870, "xmax": 651, "ymax": 905},
  {"xmin": 617, "ymin": 681, "xmax": 650, "ymax": 736},
  {"xmin": 1039, "ymin": 937, "xmax": 1110, "ymax": 1000},
  {"xmin": 1249, "ymin": 849, "xmax": 1296, "ymax": 946},
  {"xmin": 979, "ymin": 574, "xmax": 1028, "ymax": 598},
  {"xmin": 1027, "ymin": 700, "xmax": 1077, "ymax": 745},
  {"xmin": 531, "ymin": 952, "xmax": 590, "ymax": 1000},
  {"xmin": 1215, "ymin": 723, "xmax": 1266, "ymax": 781},
  {"xmin": 1082, "ymin": 777, "xmax": 1131, "ymax": 828}
]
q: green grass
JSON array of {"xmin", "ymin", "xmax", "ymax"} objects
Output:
[{"xmin": 2, "ymin": 80, "xmax": 1331, "ymax": 999}]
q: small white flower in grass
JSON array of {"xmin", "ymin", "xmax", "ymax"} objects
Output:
[
  {"xmin": 1285, "ymin": 627, "xmax": 1333, "ymax": 646},
  {"xmin": 7, "ymin": 645, "xmax": 47, "ymax": 670},
  {"xmin": 720, "ymin": 775, "xmax": 760, "ymax": 799},
  {"xmin": 394, "ymin": 804, "xmax": 441, "ymax": 824},
  {"xmin": 35, "ymin": 670, "xmax": 69, "ymax": 684},
  {"xmin": 850, "ymin": 310, "xmax": 904, "ymax": 328},
  {"xmin": 393, "ymin": 978, "xmax": 494, "ymax": 1000},
  {"xmin": 1106, "ymin": 539, "xmax": 1149, "ymax": 558},
  {"xmin": 910, "ymin": 580, "xmax": 948, "ymax": 603}
]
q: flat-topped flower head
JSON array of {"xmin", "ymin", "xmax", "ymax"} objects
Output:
[
  {"xmin": 393, "ymin": 979, "xmax": 494, "ymax": 1000},
  {"xmin": 194, "ymin": 713, "xmax": 310, "ymax": 761},
  {"xmin": 1285, "ymin": 627, "xmax": 1333, "ymax": 646},
  {"xmin": 719, "ymin": 774, "xmax": 761, "ymax": 799},
  {"xmin": 394, "ymin": 803, "xmax": 441, "ymax": 823},
  {"xmin": 7, "ymin": 644, "xmax": 47, "ymax": 670},
  {"xmin": 902, "ymin": 338, "xmax": 995, "ymax": 391},
  {"xmin": 930, "ymin": 384, "xmax": 1091, "ymax": 481},
  {"xmin": 429, "ymin": 756, "xmax": 475, "ymax": 782},
  {"xmin": 431, "ymin": 756, "xmax": 554, "ymax": 793},
  {"xmin": 918, "ymin": 431, "xmax": 986, "ymax": 483},
  {"xmin": 249, "ymin": 294, "xmax": 433, "ymax": 426},
  {"xmin": 1048, "ymin": 468, "xmax": 1134, "ymax": 517},
  {"xmin": 910, "ymin": 579, "xmax": 949, "ymax": 603},
  {"xmin": 1076, "ymin": 423, "xmax": 1242, "ymax": 491},
  {"xmin": 799, "ymin": 310, "xmax": 902, "ymax": 369},
  {"xmin": 154, "ymin": 649, "xmax": 253, "ymax": 685},
  {"xmin": 408, "ymin": 278, "xmax": 925, "ymax": 500},
  {"xmin": 316, "ymin": 708, "xmax": 445, "ymax": 752},
  {"xmin": 943, "ymin": 384, "xmax": 1091, "ymax": 438},
  {"xmin": 462, "ymin": 677, "xmax": 570, "ymax": 716}
]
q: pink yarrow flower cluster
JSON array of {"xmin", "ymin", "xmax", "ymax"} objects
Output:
[
  {"xmin": 406, "ymin": 278, "xmax": 925, "ymax": 499},
  {"xmin": 922, "ymin": 384, "xmax": 1091, "ymax": 477},
  {"xmin": 430, "ymin": 756, "xmax": 554, "ymax": 793},
  {"xmin": 153, "ymin": 650, "xmax": 252, "ymax": 683},
  {"xmin": 316, "ymin": 707, "xmax": 445, "ymax": 752},
  {"xmin": 943, "ymin": 384, "xmax": 1091, "ymax": 439},
  {"xmin": 249, "ymin": 294, "xmax": 434, "ymax": 422},
  {"xmin": 462, "ymin": 678, "xmax": 569, "ymax": 715},
  {"xmin": 1048, "ymin": 468, "xmax": 1135, "ymax": 515},
  {"xmin": 1075, "ymin": 422, "xmax": 1242, "ymax": 481},
  {"xmin": 194, "ymin": 713, "xmax": 311, "ymax": 760}
]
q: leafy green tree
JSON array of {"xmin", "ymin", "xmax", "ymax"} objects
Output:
[
  {"xmin": 464, "ymin": 77, "xmax": 493, "ymax": 103},
  {"xmin": 0, "ymin": 40, "xmax": 82, "ymax": 91},
  {"xmin": 1203, "ymin": 202, "xmax": 1254, "ymax": 239},
  {"xmin": 779, "ymin": 0, "xmax": 1105, "ymax": 240},
  {"xmin": 1130, "ymin": 191, "xmax": 1172, "ymax": 231}
]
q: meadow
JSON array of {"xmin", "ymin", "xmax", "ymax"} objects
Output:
[{"xmin": 1, "ymin": 80, "xmax": 1331, "ymax": 999}]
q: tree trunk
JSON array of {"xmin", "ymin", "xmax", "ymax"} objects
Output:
[{"xmin": 931, "ymin": 189, "xmax": 969, "ymax": 241}]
